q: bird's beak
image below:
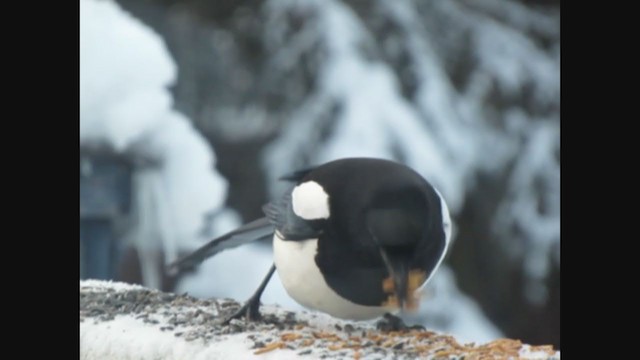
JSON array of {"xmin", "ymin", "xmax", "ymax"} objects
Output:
[{"xmin": 379, "ymin": 249, "xmax": 410, "ymax": 310}]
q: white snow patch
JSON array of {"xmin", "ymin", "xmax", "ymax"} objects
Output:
[
  {"xmin": 80, "ymin": 0, "xmax": 229, "ymax": 288},
  {"xmin": 81, "ymin": 316, "xmax": 302, "ymax": 360},
  {"xmin": 81, "ymin": 279, "xmax": 145, "ymax": 293},
  {"xmin": 80, "ymin": 0, "xmax": 176, "ymax": 151}
]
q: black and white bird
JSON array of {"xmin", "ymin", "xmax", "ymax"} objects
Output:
[{"xmin": 169, "ymin": 158, "xmax": 451, "ymax": 325}]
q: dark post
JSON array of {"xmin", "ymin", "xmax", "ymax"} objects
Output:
[{"xmin": 80, "ymin": 151, "xmax": 132, "ymax": 280}]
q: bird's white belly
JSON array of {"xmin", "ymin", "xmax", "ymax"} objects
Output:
[{"xmin": 273, "ymin": 234, "xmax": 388, "ymax": 320}]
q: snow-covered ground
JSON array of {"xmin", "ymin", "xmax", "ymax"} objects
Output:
[{"xmin": 81, "ymin": 280, "xmax": 560, "ymax": 360}]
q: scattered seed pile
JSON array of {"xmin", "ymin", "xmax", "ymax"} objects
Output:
[{"xmin": 80, "ymin": 280, "xmax": 559, "ymax": 359}]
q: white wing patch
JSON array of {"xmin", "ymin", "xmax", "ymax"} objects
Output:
[{"xmin": 291, "ymin": 181, "xmax": 331, "ymax": 220}]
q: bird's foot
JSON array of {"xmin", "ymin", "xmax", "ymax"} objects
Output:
[
  {"xmin": 222, "ymin": 296, "xmax": 262, "ymax": 324},
  {"xmin": 376, "ymin": 313, "xmax": 425, "ymax": 332}
]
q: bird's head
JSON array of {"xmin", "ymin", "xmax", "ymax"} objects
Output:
[{"xmin": 366, "ymin": 188, "xmax": 430, "ymax": 311}]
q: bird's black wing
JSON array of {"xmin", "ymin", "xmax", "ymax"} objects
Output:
[
  {"xmin": 278, "ymin": 166, "xmax": 316, "ymax": 182},
  {"xmin": 167, "ymin": 217, "xmax": 274, "ymax": 275},
  {"xmin": 262, "ymin": 165, "xmax": 324, "ymax": 240}
]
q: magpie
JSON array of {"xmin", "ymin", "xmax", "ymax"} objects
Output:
[{"xmin": 168, "ymin": 157, "xmax": 451, "ymax": 326}]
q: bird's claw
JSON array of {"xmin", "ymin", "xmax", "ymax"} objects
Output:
[
  {"xmin": 376, "ymin": 313, "xmax": 425, "ymax": 332},
  {"xmin": 222, "ymin": 298, "xmax": 262, "ymax": 324}
]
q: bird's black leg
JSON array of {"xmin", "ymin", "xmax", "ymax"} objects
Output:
[
  {"xmin": 376, "ymin": 313, "xmax": 426, "ymax": 332},
  {"xmin": 223, "ymin": 264, "xmax": 276, "ymax": 324}
]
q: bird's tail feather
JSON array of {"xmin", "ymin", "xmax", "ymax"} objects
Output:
[{"xmin": 166, "ymin": 217, "xmax": 274, "ymax": 275}]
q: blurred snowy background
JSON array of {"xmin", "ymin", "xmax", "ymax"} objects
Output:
[{"xmin": 80, "ymin": 0, "xmax": 559, "ymax": 349}]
